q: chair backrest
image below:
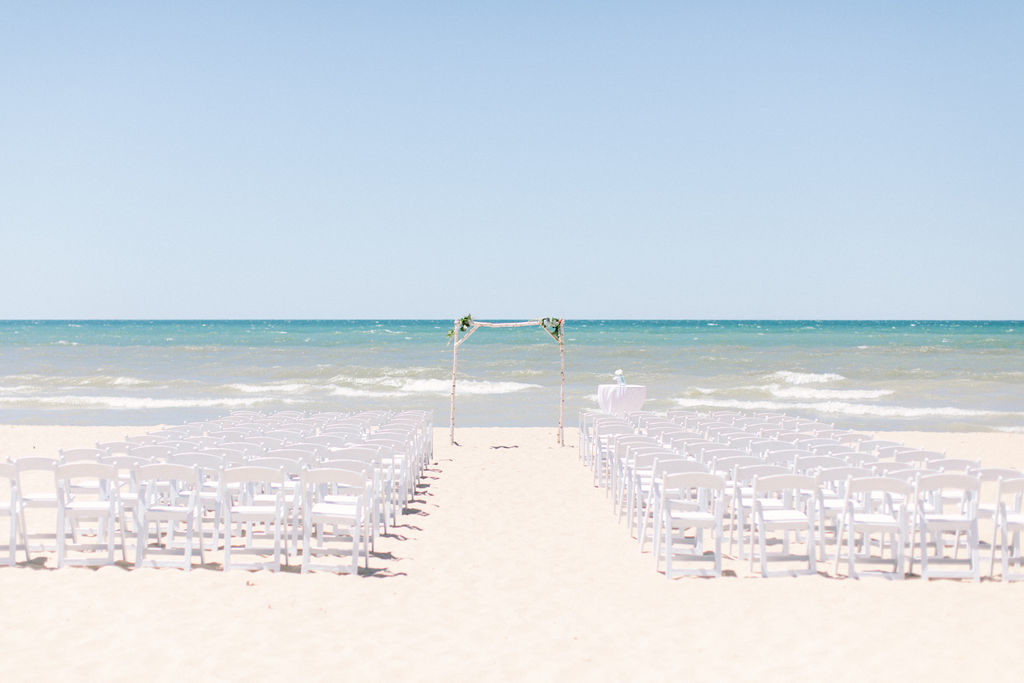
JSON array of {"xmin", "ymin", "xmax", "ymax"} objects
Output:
[
  {"xmin": 244, "ymin": 436, "xmax": 286, "ymax": 450},
  {"xmin": 282, "ymin": 443, "xmax": 332, "ymax": 460},
  {"xmin": 817, "ymin": 466, "xmax": 874, "ymax": 487},
  {"xmin": 135, "ymin": 463, "xmax": 200, "ymax": 490},
  {"xmin": 125, "ymin": 434, "xmax": 163, "ymax": 446},
  {"xmin": 248, "ymin": 458, "xmax": 303, "ymax": 476},
  {"xmin": 712, "ymin": 455, "xmax": 762, "ymax": 475},
  {"xmin": 751, "ymin": 474, "xmax": 819, "ymax": 505},
  {"xmin": 703, "ymin": 448, "xmax": 748, "ymax": 464},
  {"xmin": 301, "ymin": 467, "xmax": 370, "ymax": 498},
  {"xmin": 54, "ymin": 462, "xmax": 119, "ymax": 504},
  {"xmin": 662, "ymin": 470, "xmax": 728, "ymax": 516},
  {"xmin": 57, "ymin": 448, "xmax": 104, "ymax": 464},
  {"xmin": 128, "ymin": 445, "xmax": 180, "ymax": 460},
  {"xmin": 848, "ymin": 475, "xmax": 913, "ymax": 498},
  {"xmin": 916, "ymin": 473, "xmax": 981, "ymax": 515},
  {"xmin": 763, "ymin": 449, "xmax": 813, "ymax": 467},
  {"xmin": 97, "ymin": 442, "xmax": 134, "ymax": 456},
  {"xmin": 214, "ymin": 442, "xmax": 265, "ymax": 458},
  {"xmin": 220, "ymin": 466, "xmax": 286, "ymax": 495},
  {"xmin": 652, "ymin": 459, "xmax": 705, "ymax": 479},
  {"xmin": 734, "ymin": 464, "xmax": 789, "ymax": 485},
  {"xmin": 893, "ymin": 449, "xmax": 944, "ymax": 465},
  {"xmin": 858, "ymin": 439, "xmax": 903, "ymax": 454},
  {"xmin": 931, "ymin": 458, "xmax": 980, "ymax": 473},
  {"xmin": 168, "ymin": 451, "xmax": 225, "ymax": 470},
  {"xmin": 993, "ymin": 477, "xmax": 1024, "ymax": 514},
  {"xmin": 748, "ymin": 440, "xmax": 789, "ymax": 458},
  {"xmin": 265, "ymin": 449, "xmax": 317, "ymax": 466},
  {"xmin": 181, "ymin": 436, "xmax": 226, "ymax": 449},
  {"xmin": 100, "ymin": 454, "xmax": 153, "ymax": 470},
  {"xmin": 306, "ymin": 434, "xmax": 359, "ymax": 449},
  {"xmin": 794, "ymin": 455, "xmax": 845, "ymax": 474},
  {"xmin": 975, "ymin": 467, "xmax": 1023, "ymax": 482}
]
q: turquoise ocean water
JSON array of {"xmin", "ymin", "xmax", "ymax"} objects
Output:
[{"xmin": 0, "ymin": 320, "xmax": 1021, "ymax": 432}]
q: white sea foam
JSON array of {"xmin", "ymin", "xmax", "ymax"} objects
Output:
[
  {"xmin": 767, "ymin": 385, "xmax": 893, "ymax": 401},
  {"xmin": 674, "ymin": 397, "xmax": 1020, "ymax": 419},
  {"xmin": 329, "ymin": 386, "xmax": 397, "ymax": 398},
  {"xmin": 0, "ymin": 396, "xmax": 297, "ymax": 409},
  {"xmin": 765, "ymin": 371, "xmax": 846, "ymax": 385},
  {"xmin": 398, "ymin": 379, "xmax": 542, "ymax": 395},
  {"xmin": 111, "ymin": 376, "xmax": 148, "ymax": 386},
  {"xmin": 227, "ymin": 382, "xmax": 314, "ymax": 394}
]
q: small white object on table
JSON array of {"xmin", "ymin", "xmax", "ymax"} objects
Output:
[{"xmin": 597, "ymin": 384, "xmax": 646, "ymax": 415}]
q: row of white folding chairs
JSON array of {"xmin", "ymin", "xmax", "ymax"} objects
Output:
[
  {"xmin": 655, "ymin": 464, "xmax": 1024, "ymax": 581},
  {"xmin": 0, "ymin": 460, "xmax": 374, "ymax": 574},
  {"xmin": 619, "ymin": 438, "xmax": 998, "ymax": 544},
  {"xmin": 586, "ymin": 433, "xmax": 1024, "ymax": 581},
  {"xmin": 19, "ymin": 443, "xmax": 403, "ymax": 546}
]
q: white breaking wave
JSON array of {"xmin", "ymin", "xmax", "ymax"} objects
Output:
[
  {"xmin": 673, "ymin": 397, "xmax": 1021, "ymax": 419},
  {"xmin": 398, "ymin": 378, "xmax": 542, "ymax": 395},
  {"xmin": 329, "ymin": 386, "xmax": 399, "ymax": 398},
  {"xmin": 111, "ymin": 376, "xmax": 149, "ymax": 386},
  {"xmin": 227, "ymin": 382, "xmax": 315, "ymax": 394},
  {"xmin": 767, "ymin": 385, "xmax": 893, "ymax": 401},
  {"xmin": 765, "ymin": 371, "xmax": 846, "ymax": 385},
  {"xmin": 0, "ymin": 396, "xmax": 299, "ymax": 409}
]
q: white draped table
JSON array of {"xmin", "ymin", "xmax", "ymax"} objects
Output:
[{"xmin": 597, "ymin": 384, "xmax": 646, "ymax": 415}]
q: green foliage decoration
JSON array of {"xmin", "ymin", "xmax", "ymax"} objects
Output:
[
  {"xmin": 540, "ymin": 317, "xmax": 563, "ymax": 339},
  {"xmin": 446, "ymin": 314, "xmax": 474, "ymax": 342}
]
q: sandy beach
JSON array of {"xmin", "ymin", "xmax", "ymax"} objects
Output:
[{"xmin": 1, "ymin": 425, "xmax": 1023, "ymax": 681}]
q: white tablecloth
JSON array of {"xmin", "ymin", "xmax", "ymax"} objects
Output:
[{"xmin": 597, "ymin": 384, "xmax": 646, "ymax": 415}]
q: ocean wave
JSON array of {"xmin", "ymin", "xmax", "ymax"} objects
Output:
[
  {"xmin": 398, "ymin": 378, "xmax": 542, "ymax": 395},
  {"xmin": 767, "ymin": 385, "xmax": 894, "ymax": 401},
  {"xmin": 0, "ymin": 395, "xmax": 299, "ymax": 409},
  {"xmin": 673, "ymin": 397, "xmax": 1020, "ymax": 419},
  {"xmin": 329, "ymin": 386, "xmax": 398, "ymax": 398},
  {"xmin": 765, "ymin": 371, "xmax": 846, "ymax": 385},
  {"xmin": 226, "ymin": 382, "xmax": 316, "ymax": 394}
]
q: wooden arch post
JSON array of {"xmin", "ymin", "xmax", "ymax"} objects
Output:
[{"xmin": 449, "ymin": 317, "xmax": 565, "ymax": 446}]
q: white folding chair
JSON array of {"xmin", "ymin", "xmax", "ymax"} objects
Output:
[
  {"xmin": 989, "ymin": 477, "xmax": 1024, "ymax": 581},
  {"xmin": 15, "ymin": 457, "xmax": 59, "ymax": 556},
  {"xmin": 221, "ymin": 466, "xmax": 286, "ymax": 572},
  {"xmin": 55, "ymin": 463, "xmax": 125, "ymax": 568},
  {"xmin": 301, "ymin": 468, "xmax": 369, "ymax": 575},
  {"xmin": 135, "ymin": 463, "xmax": 204, "ymax": 571},
  {"xmin": 0, "ymin": 463, "xmax": 28, "ymax": 565},
  {"xmin": 833, "ymin": 476, "xmax": 912, "ymax": 579},
  {"xmin": 660, "ymin": 472, "xmax": 726, "ymax": 578},
  {"xmin": 911, "ymin": 473, "xmax": 981, "ymax": 581},
  {"xmin": 749, "ymin": 474, "xmax": 819, "ymax": 577}
]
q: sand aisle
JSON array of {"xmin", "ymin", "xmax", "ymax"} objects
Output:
[{"xmin": 1, "ymin": 426, "xmax": 1023, "ymax": 681}]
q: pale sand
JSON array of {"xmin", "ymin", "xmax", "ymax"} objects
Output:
[{"xmin": 1, "ymin": 425, "xmax": 1023, "ymax": 681}]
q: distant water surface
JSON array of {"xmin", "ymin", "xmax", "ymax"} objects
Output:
[{"xmin": 0, "ymin": 320, "xmax": 1021, "ymax": 432}]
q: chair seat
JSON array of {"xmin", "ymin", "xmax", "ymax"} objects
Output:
[
  {"xmin": 22, "ymin": 493, "xmax": 57, "ymax": 504},
  {"xmin": 65, "ymin": 501, "xmax": 116, "ymax": 514},
  {"xmin": 922, "ymin": 514, "xmax": 974, "ymax": 529},
  {"xmin": 230, "ymin": 504, "xmax": 279, "ymax": 519},
  {"xmin": 852, "ymin": 513, "xmax": 901, "ymax": 529},
  {"xmin": 311, "ymin": 502, "xmax": 359, "ymax": 519},
  {"xmin": 760, "ymin": 510, "xmax": 810, "ymax": 526},
  {"xmin": 144, "ymin": 506, "xmax": 193, "ymax": 520},
  {"xmin": 668, "ymin": 510, "xmax": 716, "ymax": 526}
]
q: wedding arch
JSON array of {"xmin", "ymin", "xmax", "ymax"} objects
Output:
[{"xmin": 448, "ymin": 315, "xmax": 566, "ymax": 446}]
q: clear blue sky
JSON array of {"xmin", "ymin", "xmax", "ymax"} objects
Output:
[{"xmin": 2, "ymin": 2, "xmax": 1021, "ymax": 319}]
